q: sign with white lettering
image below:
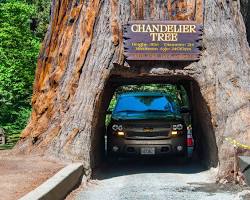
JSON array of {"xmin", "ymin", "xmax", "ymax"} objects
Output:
[{"xmin": 123, "ymin": 21, "xmax": 203, "ymax": 61}]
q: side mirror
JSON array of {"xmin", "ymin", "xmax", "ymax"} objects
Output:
[{"xmin": 180, "ymin": 107, "xmax": 191, "ymax": 113}]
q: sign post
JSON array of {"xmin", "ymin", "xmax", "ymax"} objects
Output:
[{"xmin": 124, "ymin": 21, "xmax": 203, "ymax": 61}]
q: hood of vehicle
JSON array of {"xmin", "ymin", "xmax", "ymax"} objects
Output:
[{"xmin": 111, "ymin": 112, "xmax": 182, "ymax": 120}]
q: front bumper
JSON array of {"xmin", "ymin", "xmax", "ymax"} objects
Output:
[{"xmin": 107, "ymin": 137, "xmax": 187, "ymax": 156}]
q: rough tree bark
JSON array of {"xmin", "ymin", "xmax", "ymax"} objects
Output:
[{"xmin": 16, "ymin": 0, "xmax": 250, "ymax": 178}]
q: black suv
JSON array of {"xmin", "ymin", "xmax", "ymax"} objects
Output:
[{"xmin": 107, "ymin": 92, "xmax": 190, "ymax": 158}]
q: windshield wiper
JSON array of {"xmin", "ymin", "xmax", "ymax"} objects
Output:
[
  {"xmin": 145, "ymin": 109, "xmax": 169, "ymax": 112},
  {"xmin": 115, "ymin": 110, "xmax": 145, "ymax": 113},
  {"xmin": 116, "ymin": 109, "xmax": 171, "ymax": 113}
]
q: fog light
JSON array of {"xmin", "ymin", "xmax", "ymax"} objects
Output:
[
  {"xmin": 112, "ymin": 146, "xmax": 119, "ymax": 152},
  {"xmin": 171, "ymin": 131, "xmax": 178, "ymax": 135},
  {"xmin": 117, "ymin": 131, "xmax": 125, "ymax": 136},
  {"xmin": 177, "ymin": 146, "xmax": 183, "ymax": 151}
]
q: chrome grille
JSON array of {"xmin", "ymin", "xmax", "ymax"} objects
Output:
[{"xmin": 124, "ymin": 122, "xmax": 171, "ymax": 139}]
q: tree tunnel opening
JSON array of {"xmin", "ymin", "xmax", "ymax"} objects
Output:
[{"xmin": 90, "ymin": 75, "xmax": 218, "ymax": 171}]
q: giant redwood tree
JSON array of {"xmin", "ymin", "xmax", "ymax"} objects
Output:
[{"xmin": 16, "ymin": 0, "xmax": 250, "ymax": 178}]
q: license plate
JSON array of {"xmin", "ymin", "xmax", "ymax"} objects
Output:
[{"xmin": 140, "ymin": 147, "xmax": 155, "ymax": 155}]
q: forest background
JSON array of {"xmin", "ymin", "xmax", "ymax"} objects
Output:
[{"xmin": 0, "ymin": 0, "xmax": 50, "ymax": 147}]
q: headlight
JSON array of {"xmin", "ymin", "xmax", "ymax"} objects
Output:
[
  {"xmin": 112, "ymin": 124, "xmax": 123, "ymax": 131},
  {"xmin": 177, "ymin": 124, "xmax": 183, "ymax": 130},
  {"xmin": 112, "ymin": 125, "xmax": 118, "ymax": 131},
  {"xmin": 118, "ymin": 125, "xmax": 123, "ymax": 131},
  {"xmin": 172, "ymin": 124, "xmax": 183, "ymax": 130}
]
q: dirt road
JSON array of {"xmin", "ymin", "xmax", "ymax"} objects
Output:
[
  {"xmin": 0, "ymin": 150, "xmax": 64, "ymax": 200},
  {"xmin": 73, "ymin": 158, "xmax": 250, "ymax": 200}
]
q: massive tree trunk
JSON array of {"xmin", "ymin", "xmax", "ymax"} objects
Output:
[{"xmin": 16, "ymin": 0, "xmax": 250, "ymax": 178}]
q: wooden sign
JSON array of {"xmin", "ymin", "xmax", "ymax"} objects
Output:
[{"xmin": 123, "ymin": 21, "xmax": 203, "ymax": 61}]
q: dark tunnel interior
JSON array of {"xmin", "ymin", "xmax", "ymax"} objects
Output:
[{"xmin": 90, "ymin": 74, "xmax": 218, "ymax": 170}]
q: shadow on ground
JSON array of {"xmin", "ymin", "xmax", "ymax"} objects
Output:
[{"xmin": 93, "ymin": 156, "xmax": 207, "ymax": 180}]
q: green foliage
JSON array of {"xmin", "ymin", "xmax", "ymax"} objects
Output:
[
  {"xmin": 27, "ymin": 0, "xmax": 51, "ymax": 39},
  {"xmin": 0, "ymin": 1, "xmax": 40, "ymax": 144},
  {"xmin": 0, "ymin": 143, "xmax": 13, "ymax": 150}
]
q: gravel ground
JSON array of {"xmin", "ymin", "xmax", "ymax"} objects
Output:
[{"xmin": 74, "ymin": 158, "xmax": 250, "ymax": 200}]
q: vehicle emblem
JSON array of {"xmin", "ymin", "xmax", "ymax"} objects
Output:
[{"xmin": 143, "ymin": 127, "xmax": 154, "ymax": 132}]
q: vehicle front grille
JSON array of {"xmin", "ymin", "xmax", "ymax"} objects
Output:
[
  {"xmin": 125, "ymin": 126, "xmax": 171, "ymax": 139},
  {"xmin": 126, "ymin": 131, "xmax": 170, "ymax": 139},
  {"xmin": 121, "ymin": 121, "xmax": 172, "ymax": 139}
]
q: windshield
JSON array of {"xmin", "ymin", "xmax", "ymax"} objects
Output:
[{"xmin": 113, "ymin": 95, "xmax": 178, "ymax": 114}]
